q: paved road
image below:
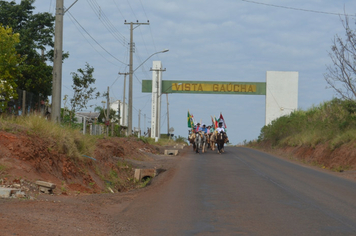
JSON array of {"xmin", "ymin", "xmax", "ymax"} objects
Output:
[{"xmin": 119, "ymin": 146, "xmax": 356, "ymax": 236}]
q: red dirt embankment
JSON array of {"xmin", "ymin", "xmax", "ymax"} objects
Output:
[{"xmin": 0, "ymin": 130, "xmax": 159, "ymax": 196}]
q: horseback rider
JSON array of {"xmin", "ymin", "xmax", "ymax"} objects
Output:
[
  {"xmin": 200, "ymin": 123, "xmax": 208, "ymax": 133},
  {"xmin": 194, "ymin": 123, "xmax": 200, "ymax": 153},
  {"xmin": 216, "ymin": 121, "xmax": 225, "ymax": 133},
  {"xmin": 195, "ymin": 123, "xmax": 201, "ymax": 133}
]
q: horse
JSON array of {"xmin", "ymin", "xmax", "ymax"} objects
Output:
[
  {"xmin": 194, "ymin": 131, "xmax": 208, "ymax": 153},
  {"xmin": 201, "ymin": 132, "xmax": 208, "ymax": 153},
  {"xmin": 188, "ymin": 131, "xmax": 196, "ymax": 151},
  {"xmin": 216, "ymin": 131, "xmax": 228, "ymax": 154},
  {"xmin": 209, "ymin": 132, "xmax": 217, "ymax": 151}
]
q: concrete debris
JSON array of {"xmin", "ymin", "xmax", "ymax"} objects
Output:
[
  {"xmin": 134, "ymin": 168, "xmax": 156, "ymax": 181},
  {"xmin": 36, "ymin": 181, "xmax": 56, "ymax": 194},
  {"xmin": 164, "ymin": 150, "xmax": 179, "ymax": 156},
  {"xmin": 0, "ymin": 187, "xmax": 26, "ymax": 199}
]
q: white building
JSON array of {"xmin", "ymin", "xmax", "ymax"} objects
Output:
[{"xmin": 110, "ymin": 100, "xmax": 128, "ymax": 127}]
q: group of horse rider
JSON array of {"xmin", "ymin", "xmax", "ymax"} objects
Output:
[
  {"xmin": 189, "ymin": 121, "xmax": 228, "ymax": 154},
  {"xmin": 194, "ymin": 121, "xmax": 225, "ymax": 135}
]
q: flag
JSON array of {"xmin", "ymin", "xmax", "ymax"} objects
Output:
[
  {"xmin": 211, "ymin": 116, "xmax": 215, "ymax": 129},
  {"xmin": 214, "ymin": 116, "xmax": 218, "ymax": 129},
  {"xmin": 187, "ymin": 111, "xmax": 193, "ymax": 128},
  {"xmin": 219, "ymin": 113, "xmax": 227, "ymax": 128}
]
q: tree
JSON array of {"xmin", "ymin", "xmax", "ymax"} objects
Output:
[
  {"xmin": 0, "ymin": 25, "xmax": 25, "ymax": 111},
  {"xmin": 94, "ymin": 106, "xmax": 117, "ymax": 124},
  {"xmin": 68, "ymin": 63, "xmax": 100, "ymax": 123},
  {"xmin": 0, "ymin": 0, "xmax": 68, "ymax": 100},
  {"xmin": 324, "ymin": 15, "xmax": 356, "ymax": 100}
]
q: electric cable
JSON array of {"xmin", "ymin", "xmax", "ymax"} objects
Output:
[
  {"xmin": 67, "ymin": 11, "xmax": 124, "ymax": 67},
  {"xmin": 87, "ymin": 0, "xmax": 128, "ymax": 46},
  {"xmin": 241, "ymin": 0, "xmax": 356, "ymax": 17},
  {"xmin": 67, "ymin": 11, "xmax": 128, "ymax": 65}
]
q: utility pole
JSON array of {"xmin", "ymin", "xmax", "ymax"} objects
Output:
[
  {"xmin": 51, "ymin": 0, "xmax": 78, "ymax": 122},
  {"xmin": 150, "ymin": 63, "xmax": 166, "ymax": 141},
  {"xmin": 166, "ymin": 93, "xmax": 170, "ymax": 139},
  {"xmin": 124, "ymin": 21, "xmax": 149, "ymax": 135},
  {"xmin": 144, "ymin": 114, "xmax": 146, "ymax": 136},
  {"xmin": 118, "ymin": 72, "xmax": 129, "ymax": 128},
  {"xmin": 138, "ymin": 109, "xmax": 141, "ymax": 137},
  {"xmin": 51, "ymin": 0, "xmax": 64, "ymax": 122},
  {"xmin": 106, "ymin": 87, "xmax": 110, "ymax": 136}
]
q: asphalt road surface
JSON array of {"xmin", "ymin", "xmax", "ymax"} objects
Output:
[{"xmin": 118, "ymin": 146, "xmax": 356, "ymax": 236}]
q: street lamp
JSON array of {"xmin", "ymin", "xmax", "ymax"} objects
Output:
[{"xmin": 127, "ymin": 49, "xmax": 169, "ymax": 135}]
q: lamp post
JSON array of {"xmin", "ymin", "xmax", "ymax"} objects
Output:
[{"xmin": 127, "ymin": 49, "xmax": 169, "ymax": 135}]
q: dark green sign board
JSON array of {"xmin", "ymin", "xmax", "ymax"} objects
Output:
[{"xmin": 142, "ymin": 80, "xmax": 266, "ymax": 95}]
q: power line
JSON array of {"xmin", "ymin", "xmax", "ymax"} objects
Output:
[
  {"xmin": 138, "ymin": 0, "xmax": 158, "ymax": 54},
  {"xmin": 126, "ymin": 0, "xmax": 138, "ymax": 20},
  {"xmin": 87, "ymin": 0, "xmax": 128, "ymax": 46},
  {"xmin": 112, "ymin": 0, "xmax": 126, "ymax": 20},
  {"xmin": 241, "ymin": 0, "xmax": 356, "ymax": 17},
  {"xmin": 67, "ymin": 11, "xmax": 128, "ymax": 65},
  {"xmin": 67, "ymin": 12, "xmax": 124, "ymax": 67}
]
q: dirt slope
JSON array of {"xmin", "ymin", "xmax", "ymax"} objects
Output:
[
  {"xmin": 0, "ymin": 129, "xmax": 185, "ymax": 235},
  {"xmin": 0, "ymin": 130, "xmax": 163, "ymax": 196}
]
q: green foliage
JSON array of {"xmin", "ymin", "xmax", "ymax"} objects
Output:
[
  {"xmin": 139, "ymin": 136, "xmax": 155, "ymax": 144},
  {"xmin": 139, "ymin": 177, "xmax": 152, "ymax": 188},
  {"xmin": 67, "ymin": 63, "xmax": 100, "ymax": 124},
  {"xmin": 0, "ymin": 0, "xmax": 67, "ymax": 99},
  {"xmin": 0, "ymin": 164, "xmax": 7, "ymax": 174},
  {"xmin": 258, "ymin": 98, "xmax": 356, "ymax": 148},
  {"xmin": 174, "ymin": 135, "xmax": 187, "ymax": 143},
  {"xmin": 94, "ymin": 106, "xmax": 116, "ymax": 124},
  {"xmin": 0, "ymin": 25, "xmax": 24, "ymax": 111}
]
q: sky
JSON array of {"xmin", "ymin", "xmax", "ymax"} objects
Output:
[{"xmin": 27, "ymin": 0, "xmax": 356, "ymax": 145}]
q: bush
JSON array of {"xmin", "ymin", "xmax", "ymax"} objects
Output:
[{"xmin": 258, "ymin": 98, "xmax": 356, "ymax": 147}]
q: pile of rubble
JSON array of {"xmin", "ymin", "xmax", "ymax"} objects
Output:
[{"xmin": 0, "ymin": 179, "xmax": 55, "ymax": 199}]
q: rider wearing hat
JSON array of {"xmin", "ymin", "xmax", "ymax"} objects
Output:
[
  {"xmin": 216, "ymin": 121, "xmax": 225, "ymax": 133},
  {"xmin": 200, "ymin": 123, "xmax": 208, "ymax": 134},
  {"xmin": 207, "ymin": 125, "xmax": 211, "ymax": 134},
  {"xmin": 195, "ymin": 123, "xmax": 201, "ymax": 133}
]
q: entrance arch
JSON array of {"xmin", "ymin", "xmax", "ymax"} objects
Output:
[{"xmin": 142, "ymin": 61, "xmax": 298, "ymax": 138}]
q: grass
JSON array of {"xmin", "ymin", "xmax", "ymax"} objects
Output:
[
  {"xmin": 0, "ymin": 114, "xmax": 98, "ymax": 160},
  {"xmin": 0, "ymin": 164, "xmax": 7, "ymax": 175},
  {"xmin": 139, "ymin": 177, "xmax": 152, "ymax": 188},
  {"xmin": 256, "ymin": 98, "xmax": 356, "ymax": 149}
]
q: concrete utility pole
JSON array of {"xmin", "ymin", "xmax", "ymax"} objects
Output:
[
  {"xmin": 138, "ymin": 109, "xmax": 141, "ymax": 137},
  {"xmin": 166, "ymin": 93, "xmax": 170, "ymax": 139},
  {"xmin": 51, "ymin": 0, "xmax": 78, "ymax": 122},
  {"xmin": 144, "ymin": 114, "xmax": 146, "ymax": 136},
  {"xmin": 150, "ymin": 62, "xmax": 166, "ymax": 141},
  {"xmin": 118, "ymin": 72, "xmax": 129, "ymax": 127},
  {"xmin": 124, "ymin": 21, "xmax": 149, "ymax": 135},
  {"xmin": 51, "ymin": 0, "xmax": 64, "ymax": 122},
  {"xmin": 107, "ymin": 87, "xmax": 110, "ymax": 136}
]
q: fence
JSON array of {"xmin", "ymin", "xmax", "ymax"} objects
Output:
[{"xmin": 4, "ymin": 88, "xmax": 47, "ymax": 116}]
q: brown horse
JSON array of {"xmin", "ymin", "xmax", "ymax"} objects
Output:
[
  {"xmin": 209, "ymin": 132, "xmax": 217, "ymax": 151},
  {"xmin": 216, "ymin": 132, "xmax": 228, "ymax": 154},
  {"xmin": 188, "ymin": 131, "xmax": 196, "ymax": 151}
]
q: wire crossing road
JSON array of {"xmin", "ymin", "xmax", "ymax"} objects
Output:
[{"xmin": 118, "ymin": 147, "xmax": 356, "ymax": 236}]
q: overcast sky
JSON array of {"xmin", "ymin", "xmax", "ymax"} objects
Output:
[{"xmin": 29, "ymin": 0, "xmax": 356, "ymax": 144}]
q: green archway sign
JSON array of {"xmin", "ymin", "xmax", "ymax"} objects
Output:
[{"xmin": 142, "ymin": 80, "xmax": 266, "ymax": 95}]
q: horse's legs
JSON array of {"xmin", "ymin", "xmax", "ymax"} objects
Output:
[
  {"xmin": 202, "ymin": 135, "xmax": 206, "ymax": 153},
  {"xmin": 195, "ymin": 135, "xmax": 201, "ymax": 153}
]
